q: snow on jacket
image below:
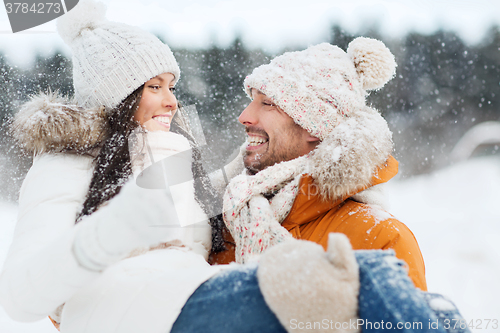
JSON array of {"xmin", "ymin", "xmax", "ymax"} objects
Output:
[{"xmin": 0, "ymin": 93, "xmax": 223, "ymax": 332}]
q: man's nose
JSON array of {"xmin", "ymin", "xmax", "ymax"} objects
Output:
[{"xmin": 238, "ymin": 102, "xmax": 257, "ymax": 125}]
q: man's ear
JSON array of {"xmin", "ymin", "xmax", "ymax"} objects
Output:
[{"xmin": 306, "ymin": 134, "xmax": 321, "ymax": 143}]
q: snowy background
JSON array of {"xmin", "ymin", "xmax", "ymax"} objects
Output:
[
  {"xmin": 0, "ymin": 0, "xmax": 499, "ymax": 331},
  {"xmin": 1, "ymin": 0, "xmax": 500, "ymax": 66}
]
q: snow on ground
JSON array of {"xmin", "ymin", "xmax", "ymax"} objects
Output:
[
  {"xmin": 386, "ymin": 155, "xmax": 500, "ymax": 331},
  {"xmin": 0, "ymin": 156, "xmax": 498, "ymax": 332}
]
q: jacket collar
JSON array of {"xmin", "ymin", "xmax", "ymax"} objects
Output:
[{"xmin": 283, "ymin": 155, "xmax": 398, "ymax": 227}]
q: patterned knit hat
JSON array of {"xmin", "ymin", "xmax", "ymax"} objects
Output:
[
  {"xmin": 244, "ymin": 37, "xmax": 396, "ymax": 140},
  {"xmin": 57, "ymin": 0, "xmax": 180, "ymax": 109}
]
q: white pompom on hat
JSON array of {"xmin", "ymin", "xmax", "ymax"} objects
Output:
[
  {"xmin": 244, "ymin": 37, "xmax": 396, "ymax": 140},
  {"xmin": 347, "ymin": 37, "xmax": 397, "ymax": 90},
  {"xmin": 57, "ymin": 0, "xmax": 180, "ymax": 110}
]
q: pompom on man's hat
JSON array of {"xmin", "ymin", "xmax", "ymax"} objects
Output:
[
  {"xmin": 57, "ymin": 0, "xmax": 180, "ymax": 110},
  {"xmin": 244, "ymin": 37, "xmax": 396, "ymax": 140}
]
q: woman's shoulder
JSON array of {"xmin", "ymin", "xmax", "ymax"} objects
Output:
[
  {"xmin": 25, "ymin": 152, "xmax": 94, "ymax": 189},
  {"xmin": 20, "ymin": 152, "xmax": 94, "ymax": 213},
  {"xmin": 32, "ymin": 152, "xmax": 94, "ymax": 172}
]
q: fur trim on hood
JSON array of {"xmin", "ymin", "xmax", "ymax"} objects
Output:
[
  {"xmin": 308, "ymin": 104, "xmax": 393, "ymax": 202},
  {"xmin": 11, "ymin": 92, "xmax": 106, "ymax": 155}
]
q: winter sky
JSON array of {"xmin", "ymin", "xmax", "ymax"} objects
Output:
[{"xmin": 0, "ymin": 0, "xmax": 499, "ymax": 66}]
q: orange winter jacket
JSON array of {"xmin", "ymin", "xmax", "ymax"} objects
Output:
[{"xmin": 210, "ymin": 156, "xmax": 427, "ymax": 291}]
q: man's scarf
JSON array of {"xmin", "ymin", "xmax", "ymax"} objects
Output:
[{"xmin": 223, "ymin": 155, "xmax": 311, "ymax": 263}]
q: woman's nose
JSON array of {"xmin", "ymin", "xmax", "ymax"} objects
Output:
[{"xmin": 163, "ymin": 90, "xmax": 177, "ymax": 109}]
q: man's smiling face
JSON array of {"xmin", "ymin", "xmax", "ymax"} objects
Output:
[{"xmin": 238, "ymin": 89, "xmax": 320, "ymax": 175}]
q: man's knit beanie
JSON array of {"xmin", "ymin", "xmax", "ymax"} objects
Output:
[
  {"xmin": 57, "ymin": 0, "xmax": 180, "ymax": 110},
  {"xmin": 243, "ymin": 37, "xmax": 396, "ymax": 140}
]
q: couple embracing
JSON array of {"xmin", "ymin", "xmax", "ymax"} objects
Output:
[{"xmin": 0, "ymin": 1, "xmax": 467, "ymax": 332}]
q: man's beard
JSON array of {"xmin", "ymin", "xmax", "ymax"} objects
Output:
[{"xmin": 244, "ymin": 125, "xmax": 306, "ymax": 175}]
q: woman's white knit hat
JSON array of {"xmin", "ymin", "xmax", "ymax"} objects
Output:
[
  {"xmin": 57, "ymin": 0, "xmax": 180, "ymax": 109},
  {"xmin": 244, "ymin": 37, "xmax": 396, "ymax": 140}
]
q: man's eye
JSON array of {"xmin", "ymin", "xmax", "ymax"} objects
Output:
[
  {"xmin": 169, "ymin": 87, "xmax": 176, "ymax": 92},
  {"xmin": 263, "ymin": 102, "xmax": 275, "ymax": 107}
]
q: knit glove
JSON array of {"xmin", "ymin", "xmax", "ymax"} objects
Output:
[
  {"xmin": 257, "ymin": 233, "xmax": 360, "ymax": 333},
  {"xmin": 73, "ymin": 180, "xmax": 181, "ymax": 271}
]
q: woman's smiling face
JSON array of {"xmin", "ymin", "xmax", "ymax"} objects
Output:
[{"xmin": 134, "ymin": 73, "xmax": 177, "ymax": 132}]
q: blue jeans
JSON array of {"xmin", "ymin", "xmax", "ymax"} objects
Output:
[
  {"xmin": 171, "ymin": 263, "xmax": 286, "ymax": 333},
  {"xmin": 171, "ymin": 251, "xmax": 469, "ymax": 333},
  {"xmin": 355, "ymin": 250, "xmax": 470, "ymax": 333}
]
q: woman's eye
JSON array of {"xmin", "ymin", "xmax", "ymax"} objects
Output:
[
  {"xmin": 148, "ymin": 85, "xmax": 160, "ymax": 90},
  {"xmin": 169, "ymin": 87, "xmax": 176, "ymax": 92},
  {"xmin": 263, "ymin": 102, "xmax": 275, "ymax": 107}
]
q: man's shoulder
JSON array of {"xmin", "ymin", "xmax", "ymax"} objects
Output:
[
  {"xmin": 333, "ymin": 200, "xmax": 427, "ymax": 290},
  {"xmin": 322, "ymin": 199, "xmax": 409, "ymax": 246},
  {"xmin": 338, "ymin": 199, "xmax": 397, "ymax": 221}
]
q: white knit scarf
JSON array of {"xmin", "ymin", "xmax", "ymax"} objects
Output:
[{"xmin": 223, "ymin": 154, "xmax": 310, "ymax": 263}]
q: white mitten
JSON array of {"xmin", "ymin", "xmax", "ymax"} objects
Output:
[
  {"xmin": 257, "ymin": 233, "xmax": 360, "ymax": 333},
  {"xmin": 73, "ymin": 180, "xmax": 181, "ymax": 271}
]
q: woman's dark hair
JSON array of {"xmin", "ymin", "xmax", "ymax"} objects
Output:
[
  {"xmin": 76, "ymin": 86, "xmax": 226, "ymax": 252},
  {"xmin": 76, "ymin": 85, "xmax": 143, "ymax": 221},
  {"xmin": 171, "ymin": 123, "xmax": 226, "ymax": 253}
]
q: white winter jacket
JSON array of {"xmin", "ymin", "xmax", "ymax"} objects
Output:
[{"xmin": 0, "ymin": 94, "xmax": 224, "ymax": 332}]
